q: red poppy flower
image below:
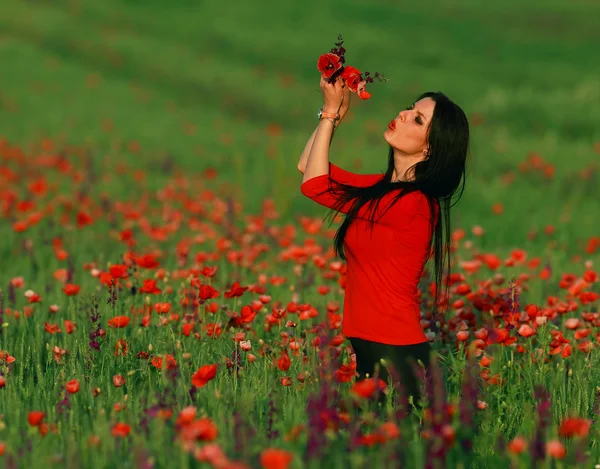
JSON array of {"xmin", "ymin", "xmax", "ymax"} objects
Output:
[
  {"xmin": 76, "ymin": 211, "xmax": 93, "ymax": 228},
  {"xmin": 65, "ymin": 379, "xmax": 80, "ymax": 394},
  {"xmin": 240, "ymin": 305, "xmax": 256, "ymax": 323},
  {"xmin": 44, "ymin": 322, "xmax": 61, "ymax": 334},
  {"xmin": 113, "ymin": 375, "xmax": 126, "ymax": 387},
  {"xmin": 115, "ymin": 339, "xmax": 128, "ymax": 357},
  {"xmin": 204, "ymin": 323, "xmax": 222, "ymax": 338},
  {"xmin": 139, "ymin": 279, "xmax": 162, "ymax": 294},
  {"xmin": 224, "ymin": 281, "xmax": 248, "ymax": 298},
  {"xmin": 178, "ymin": 417, "xmax": 218, "ymax": 442},
  {"xmin": 558, "ymin": 417, "xmax": 591, "ymax": 438},
  {"xmin": 64, "ymin": 320, "xmax": 76, "ymax": 334},
  {"xmin": 28, "ymin": 411, "xmax": 45, "ymax": 426},
  {"xmin": 13, "ymin": 220, "xmax": 28, "ymax": 232},
  {"xmin": 334, "ymin": 363, "xmax": 356, "ymax": 383},
  {"xmin": 191, "ymin": 364, "xmax": 218, "ymax": 388},
  {"xmin": 351, "ymin": 378, "xmax": 387, "ymax": 399},
  {"xmin": 378, "ymin": 422, "xmax": 400, "ymax": 440},
  {"xmin": 317, "ymin": 53, "xmax": 343, "ymax": 79},
  {"xmin": 134, "ymin": 253, "xmax": 160, "ymax": 269},
  {"xmin": 507, "ymin": 436, "xmax": 527, "ymax": 454},
  {"xmin": 111, "ymin": 422, "xmax": 131, "ymax": 437},
  {"xmin": 108, "ymin": 316, "xmax": 130, "ymax": 328},
  {"xmin": 318, "ymin": 36, "xmax": 387, "ymax": 100},
  {"xmin": 280, "ymin": 376, "xmax": 293, "ymax": 386},
  {"xmin": 546, "ymin": 440, "xmax": 566, "ymax": 459},
  {"xmin": 340, "ymin": 66, "xmax": 362, "ymax": 91},
  {"xmin": 154, "ymin": 302, "xmax": 171, "ymax": 314},
  {"xmin": 99, "ymin": 271, "xmax": 115, "ymax": 287},
  {"xmin": 62, "ymin": 284, "xmax": 80, "ymax": 296},
  {"xmin": 260, "ymin": 448, "xmax": 294, "ymax": 469},
  {"xmin": 176, "ymin": 406, "xmax": 197, "ymax": 427},
  {"xmin": 109, "ymin": 264, "xmax": 129, "ymax": 278},
  {"xmin": 199, "ymin": 284, "xmax": 220, "ymax": 301},
  {"xmin": 200, "ymin": 266, "xmax": 218, "ymax": 277},
  {"xmin": 27, "ymin": 292, "xmax": 42, "ymax": 303},
  {"xmin": 278, "ymin": 350, "xmax": 291, "ymax": 371},
  {"xmin": 151, "ymin": 354, "xmax": 178, "ymax": 370}
]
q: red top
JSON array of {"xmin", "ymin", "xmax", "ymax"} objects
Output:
[{"xmin": 300, "ymin": 162, "xmax": 438, "ymax": 345}]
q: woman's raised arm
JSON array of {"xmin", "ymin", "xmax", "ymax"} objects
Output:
[
  {"xmin": 297, "ymin": 117, "xmax": 346, "ymax": 174},
  {"xmin": 298, "ymin": 75, "xmax": 351, "ymax": 174}
]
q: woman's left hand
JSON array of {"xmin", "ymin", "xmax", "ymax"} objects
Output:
[{"xmin": 320, "ymin": 75, "xmax": 346, "ymax": 114}]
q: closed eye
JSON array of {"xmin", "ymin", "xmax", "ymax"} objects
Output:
[{"xmin": 406, "ymin": 104, "xmax": 423, "ymax": 125}]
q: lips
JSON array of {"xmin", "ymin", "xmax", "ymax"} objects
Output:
[{"xmin": 388, "ymin": 120, "xmax": 396, "ymax": 130}]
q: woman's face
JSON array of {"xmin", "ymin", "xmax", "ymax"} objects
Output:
[{"xmin": 384, "ymin": 97, "xmax": 435, "ymax": 155}]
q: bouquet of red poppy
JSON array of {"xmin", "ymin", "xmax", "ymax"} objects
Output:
[{"xmin": 317, "ymin": 34, "xmax": 388, "ymax": 100}]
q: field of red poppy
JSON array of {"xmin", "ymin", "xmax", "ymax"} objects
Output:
[{"xmin": 1, "ymin": 0, "xmax": 600, "ymax": 468}]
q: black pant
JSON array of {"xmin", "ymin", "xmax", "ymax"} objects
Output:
[{"xmin": 349, "ymin": 337, "xmax": 432, "ymax": 410}]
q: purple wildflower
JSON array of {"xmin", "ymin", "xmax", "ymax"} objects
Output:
[
  {"xmin": 266, "ymin": 394, "xmax": 279, "ymax": 440},
  {"xmin": 544, "ymin": 260, "xmax": 552, "ymax": 277},
  {"xmin": 7, "ymin": 281, "xmax": 15, "ymax": 308},
  {"xmin": 387, "ymin": 361, "xmax": 410, "ymax": 419},
  {"xmin": 107, "ymin": 278, "xmax": 117, "ymax": 309},
  {"xmin": 66, "ymin": 257, "xmax": 75, "ymax": 283},
  {"xmin": 494, "ymin": 433, "xmax": 505, "ymax": 454},
  {"xmin": 161, "ymin": 153, "xmax": 174, "ymax": 174},
  {"xmin": 0, "ymin": 289, "xmax": 4, "ymax": 336},
  {"xmin": 134, "ymin": 446, "xmax": 155, "ymax": 469},
  {"xmin": 306, "ymin": 380, "xmax": 341, "ymax": 460},
  {"xmin": 228, "ymin": 346, "xmax": 243, "ymax": 378},
  {"xmin": 508, "ymin": 279, "xmax": 520, "ymax": 314},
  {"xmin": 458, "ymin": 350, "xmax": 481, "ymax": 453},
  {"xmin": 305, "ymin": 327, "xmax": 343, "ymax": 460},
  {"xmin": 573, "ymin": 435, "xmax": 589, "ymax": 465},
  {"xmin": 88, "ymin": 294, "xmax": 102, "ymax": 352},
  {"xmin": 56, "ymin": 388, "xmax": 71, "ymax": 419},
  {"xmin": 530, "ymin": 384, "xmax": 552, "ymax": 463},
  {"xmin": 593, "ymin": 387, "xmax": 600, "ymax": 424},
  {"xmin": 128, "ymin": 257, "xmax": 138, "ymax": 296},
  {"xmin": 138, "ymin": 395, "xmax": 151, "ymax": 436},
  {"xmin": 329, "ymin": 34, "xmax": 346, "ymax": 65},
  {"xmin": 423, "ymin": 353, "xmax": 450, "ymax": 467},
  {"xmin": 16, "ymin": 430, "xmax": 33, "ymax": 458},
  {"xmin": 232, "ymin": 409, "xmax": 256, "ymax": 459}
]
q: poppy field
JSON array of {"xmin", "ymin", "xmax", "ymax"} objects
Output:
[{"xmin": 1, "ymin": 1, "xmax": 600, "ymax": 468}]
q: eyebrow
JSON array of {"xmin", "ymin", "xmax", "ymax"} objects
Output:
[{"xmin": 411, "ymin": 103, "xmax": 428, "ymax": 122}]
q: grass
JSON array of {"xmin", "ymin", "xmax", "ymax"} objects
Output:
[{"xmin": 0, "ymin": 0, "xmax": 599, "ymax": 467}]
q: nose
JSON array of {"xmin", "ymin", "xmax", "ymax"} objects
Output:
[{"xmin": 398, "ymin": 110, "xmax": 409, "ymax": 122}]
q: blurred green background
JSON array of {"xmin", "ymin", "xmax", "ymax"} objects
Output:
[{"xmin": 1, "ymin": 0, "xmax": 599, "ymax": 257}]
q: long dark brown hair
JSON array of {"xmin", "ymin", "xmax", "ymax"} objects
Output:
[{"xmin": 317, "ymin": 91, "xmax": 470, "ymax": 315}]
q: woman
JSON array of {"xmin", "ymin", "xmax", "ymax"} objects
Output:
[{"xmin": 297, "ymin": 75, "xmax": 470, "ymax": 411}]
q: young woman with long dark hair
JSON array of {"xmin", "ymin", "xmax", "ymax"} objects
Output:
[{"xmin": 298, "ymin": 75, "xmax": 470, "ymax": 410}]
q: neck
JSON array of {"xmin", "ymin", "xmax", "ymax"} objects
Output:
[{"xmin": 392, "ymin": 151, "xmax": 425, "ymax": 182}]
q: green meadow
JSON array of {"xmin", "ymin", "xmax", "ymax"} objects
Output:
[{"xmin": 0, "ymin": 0, "xmax": 600, "ymax": 467}]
